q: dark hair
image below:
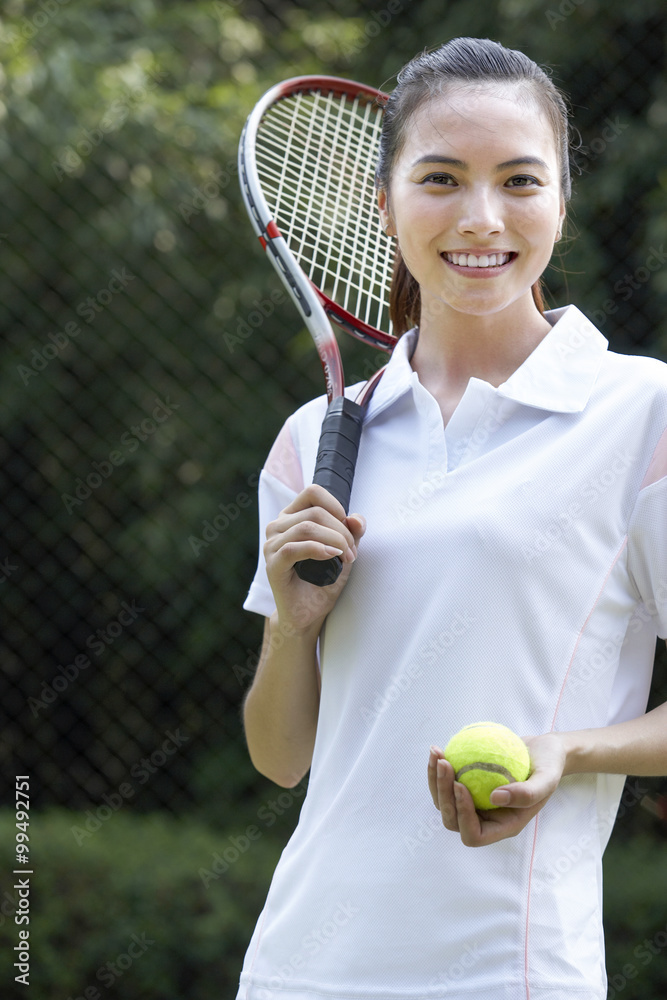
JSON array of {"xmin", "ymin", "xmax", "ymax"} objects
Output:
[{"xmin": 376, "ymin": 37, "xmax": 572, "ymax": 335}]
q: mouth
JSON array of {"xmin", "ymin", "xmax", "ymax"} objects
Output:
[{"xmin": 441, "ymin": 251, "xmax": 517, "ymax": 269}]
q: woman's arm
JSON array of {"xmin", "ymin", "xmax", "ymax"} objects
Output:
[
  {"xmin": 243, "ymin": 616, "xmax": 322, "ymax": 788},
  {"xmin": 428, "ymin": 702, "xmax": 667, "ymax": 847},
  {"xmin": 243, "ymin": 484, "xmax": 365, "ymax": 788},
  {"xmin": 559, "ymin": 700, "xmax": 667, "ymax": 778}
]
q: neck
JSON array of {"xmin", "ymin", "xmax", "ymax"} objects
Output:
[{"xmin": 411, "ymin": 296, "xmax": 553, "ymax": 395}]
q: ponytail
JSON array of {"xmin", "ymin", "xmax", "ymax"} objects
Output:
[{"xmin": 389, "ymin": 247, "xmax": 420, "ymax": 336}]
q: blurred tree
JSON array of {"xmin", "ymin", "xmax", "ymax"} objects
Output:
[
  {"xmin": 0, "ymin": 0, "xmax": 665, "ymax": 831},
  {"xmin": 0, "ymin": 1, "xmax": 665, "ymax": 994}
]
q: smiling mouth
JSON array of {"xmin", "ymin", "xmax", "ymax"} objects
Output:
[{"xmin": 442, "ymin": 251, "xmax": 516, "ymax": 268}]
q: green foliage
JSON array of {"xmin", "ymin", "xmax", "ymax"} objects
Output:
[
  {"xmin": 603, "ymin": 833, "xmax": 667, "ymax": 998},
  {"xmin": 0, "ymin": 808, "xmax": 283, "ymax": 1000},
  {"xmin": 2, "ymin": 0, "xmax": 665, "ymax": 813},
  {"xmin": 0, "ymin": 6, "xmax": 665, "ymax": 994}
]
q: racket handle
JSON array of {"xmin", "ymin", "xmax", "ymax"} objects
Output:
[{"xmin": 295, "ymin": 396, "xmax": 364, "ymax": 587}]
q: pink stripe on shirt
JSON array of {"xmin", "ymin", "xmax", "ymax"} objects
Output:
[
  {"xmin": 264, "ymin": 420, "xmax": 304, "ymax": 493},
  {"xmin": 641, "ymin": 426, "xmax": 667, "ymax": 489}
]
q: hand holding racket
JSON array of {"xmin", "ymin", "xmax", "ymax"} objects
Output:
[{"xmin": 238, "ymin": 76, "xmax": 397, "ymax": 586}]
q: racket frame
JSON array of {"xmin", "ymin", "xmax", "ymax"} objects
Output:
[
  {"xmin": 238, "ymin": 75, "xmax": 396, "ymax": 401},
  {"xmin": 238, "ymin": 75, "xmax": 395, "ymax": 584}
]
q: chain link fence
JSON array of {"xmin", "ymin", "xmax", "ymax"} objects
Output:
[{"xmin": 1, "ymin": 0, "xmax": 666, "ymax": 836}]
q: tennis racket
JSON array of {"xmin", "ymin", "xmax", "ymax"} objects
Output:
[{"xmin": 239, "ymin": 75, "xmax": 398, "ymax": 586}]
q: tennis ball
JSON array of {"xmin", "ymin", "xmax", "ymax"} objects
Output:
[{"xmin": 444, "ymin": 722, "xmax": 531, "ymax": 811}]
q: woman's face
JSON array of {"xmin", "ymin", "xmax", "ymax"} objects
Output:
[{"xmin": 378, "ymin": 83, "xmax": 566, "ymax": 323}]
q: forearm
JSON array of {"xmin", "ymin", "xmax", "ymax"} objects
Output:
[
  {"xmin": 561, "ymin": 701, "xmax": 667, "ymax": 777},
  {"xmin": 243, "ymin": 614, "xmax": 322, "ymax": 788}
]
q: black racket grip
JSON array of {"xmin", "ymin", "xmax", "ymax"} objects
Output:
[{"xmin": 295, "ymin": 396, "xmax": 364, "ymax": 587}]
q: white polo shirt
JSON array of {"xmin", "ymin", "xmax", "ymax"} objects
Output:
[{"xmin": 238, "ymin": 305, "xmax": 667, "ymax": 1000}]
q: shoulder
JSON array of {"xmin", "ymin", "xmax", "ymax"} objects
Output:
[
  {"xmin": 283, "ymin": 392, "xmax": 329, "ymax": 450},
  {"xmin": 598, "ymin": 349, "xmax": 667, "ymax": 412},
  {"xmin": 264, "ymin": 390, "xmax": 342, "ymax": 492},
  {"xmin": 603, "ymin": 349, "xmax": 667, "ymax": 383}
]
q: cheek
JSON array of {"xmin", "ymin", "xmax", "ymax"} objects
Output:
[{"xmin": 515, "ymin": 196, "xmax": 560, "ymax": 234}]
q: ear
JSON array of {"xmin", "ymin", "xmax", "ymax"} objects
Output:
[
  {"xmin": 377, "ymin": 188, "xmax": 395, "ymax": 237},
  {"xmin": 557, "ymin": 196, "xmax": 566, "ymax": 240}
]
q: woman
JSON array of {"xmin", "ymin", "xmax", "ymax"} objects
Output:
[{"xmin": 237, "ymin": 37, "xmax": 667, "ymax": 1000}]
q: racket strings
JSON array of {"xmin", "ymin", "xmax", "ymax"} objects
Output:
[{"xmin": 255, "ymin": 89, "xmax": 395, "ymax": 336}]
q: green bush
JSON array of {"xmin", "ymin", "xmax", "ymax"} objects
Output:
[
  {"xmin": 0, "ymin": 808, "xmax": 283, "ymax": 1000},
  {"xmin": 0, "ymin": 808, "xmax": 666, "ymax": 998},
  {"xmin": 603, "ymin": 832, "xmax": 667, "ymax": 999}
]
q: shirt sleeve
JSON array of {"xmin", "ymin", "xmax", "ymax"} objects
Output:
[
  {"xmin": 243, "ymin": 417, "xmax": 305, "ymax": 618},
  {"xmin": 627, "ymin": 456, "xmax": 667, "ymax": 640}
]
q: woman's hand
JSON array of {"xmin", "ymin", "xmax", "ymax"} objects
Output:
[
  {"xmin": 427, "ymin": 733, "xmax": 567, "ymax": 846},
  {"xmin": 264, "ymin": 484, "xmax": 366, "ymax": 635}
]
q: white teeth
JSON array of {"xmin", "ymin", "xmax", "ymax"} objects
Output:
[{"xmin": 445, "ymin": 252, "xmax": 511, "ymax": 267}]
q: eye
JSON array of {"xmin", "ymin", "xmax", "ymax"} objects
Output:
[
  {"xmin": 420, "ymin": 172, "xmax": 457, "ymax": 186},
  {"xmin": 505, "ymin": 175, "xmax": 540, "ymax": 188}
]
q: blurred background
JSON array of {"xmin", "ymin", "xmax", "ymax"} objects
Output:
[{"xmin": 0, "ymin": 0, "xmax": 666, "ymax": 996}]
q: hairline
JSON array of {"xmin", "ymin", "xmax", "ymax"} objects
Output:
[{"xmin": 377, "ymin": 78, "xmax": 568, "ymax": 202}]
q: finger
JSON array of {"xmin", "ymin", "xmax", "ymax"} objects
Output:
[
  {"xmin": 268, "ymin": 508, "xmax": 358, "ymax": 556},
  {"xmin": 282, "ymin": 484, "xmax": 347, "ymax": 520},
  {"xmin": 345, "ymin": 512, "xmax": 367, "ymax": 549},
  {"xmin": 489, "ymin": 773, "xmax": 551, "ymax": 810},
  {"xmin": 266, "ymin": 535, "xmax": 352, "ymax": 581},
  {"xmin": 436, "ymin": 757, "xmax": 460, "ymax": 831},
  {"xmin": 489, "ymin": 781, "xmax": 534, "ymax": 809},
  {"xmin": 457, "ymin": 791, "xmax": 547, "ymax": 847},
  {"xmin": 266, "ymin": 516, "xmax": 357, "ymax": 564},
  {"xmin": 427, "ymin": 746, "xmax": 442, "ymax": 807},
  {"xmin": 452, "ymin": 782, "xmax": 487, "ymax": 846}
]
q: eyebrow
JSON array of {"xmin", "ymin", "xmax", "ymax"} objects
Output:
[{"xmin": 411, "ymin": 155, "xmax": 550, "ymax": 172}]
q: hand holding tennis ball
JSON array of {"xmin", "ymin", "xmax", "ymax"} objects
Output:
[{"xmin": 444, "ymin": 722, "xmax": 532, "ymax": 811}]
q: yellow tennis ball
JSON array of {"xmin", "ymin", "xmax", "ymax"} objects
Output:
[{"xmin": 444, "ymin": 722, "xmax": 531, "ymax": 810}]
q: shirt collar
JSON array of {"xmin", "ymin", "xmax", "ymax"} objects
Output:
[
  {"xmin": 363, "ymin": 304, "xmax": 608, "ymax": 421},
  {"xmin": 496, "ymin": 304, "xmax": 608, "ymax": 413}
]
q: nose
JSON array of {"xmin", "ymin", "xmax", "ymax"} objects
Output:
[{"xmin": 456, "ymin": 187, "xmax": 505, "ymax": 238}]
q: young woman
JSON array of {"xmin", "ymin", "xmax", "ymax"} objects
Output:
[{"xmin": 237, "ymin": 37, "xmax": 667, "ymax": 1000}]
